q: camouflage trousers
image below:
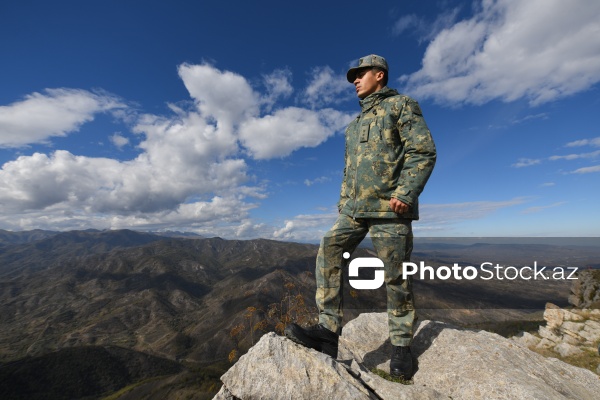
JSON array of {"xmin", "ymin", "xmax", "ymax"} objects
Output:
[{"xmin": 316, "ymin": 213, "xmax": 416, "ymax": 346}]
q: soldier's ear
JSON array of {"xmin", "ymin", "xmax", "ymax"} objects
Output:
[{"xmin": 374, "ymin": 69, "xmax": 385, "ymax": 83}]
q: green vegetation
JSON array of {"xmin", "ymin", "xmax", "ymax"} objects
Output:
[
  {"xmin": 370, "ymin": 368, "xmax": 413, "ymax": 385},
  {"xmin": 101, "ymin": 376, "xmax": 165, "ymax": 400},
  {"xmin": 532, "ymin": 345, "xmax": 600, "ymax": 375}
]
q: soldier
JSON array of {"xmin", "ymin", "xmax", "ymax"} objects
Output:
[{"xmin": 285, "ymin": 54, "xmax": 436, "ymax": 379}]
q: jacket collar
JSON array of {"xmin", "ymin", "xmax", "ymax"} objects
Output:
[{"xmin": 359, "ymin": 87, "xmax": 399, "ymax": 112}]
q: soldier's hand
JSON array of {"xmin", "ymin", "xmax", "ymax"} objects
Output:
[{"xmin": 390, "ymin": 198, "xmax": 409, "ymax": 214}]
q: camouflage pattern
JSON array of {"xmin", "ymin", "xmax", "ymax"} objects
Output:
[
  {"xmin": 314, "ymin": 84, "xmax": 435, "ymax": 346},
  {"xmin": 346, "ymin": 54, "xmax": 389, "ymax": 82},
  {"xmin": 316, "ymin": 214, "xmax": 416, "ymax": 346},
  {"xmin": 338, "ymin": 86, "xmax": 436, "ymax": 220}
]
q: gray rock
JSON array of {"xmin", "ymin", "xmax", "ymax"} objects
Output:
[
  {"xmin": 536, "ymin": 337, "xmax": 556, "ymax": 349},
  {"xmin": 538, "ymin": 325, "xmax": 561, "ymax": 343},
  {"xmin": 511, "ymin": 331, "xmax": 541, "ymax": 348},
  {"xmin": 554, "ymin": 342, "xmax": 583, "ymax": 357},
  {"xmin": 219, "ymin": 332, "xmax": 375, "ymax": 399},
  {"xmin": 562, "ymin": 309, "xmax": 585, "ymax": 322},
  {"xmin": 559, "ymin": 331, "xmax": 581, "ymax": 346},
  {"xmin": 216, "ymin": 331, "xmax": 446, "ymax": 400},
  {"xmin": 569, "ymin": 270, "xmax": 600, "ymax": 308},
  {"xmin": 544, "ymin": 303, "xmax": 564, "ymax": 328},
  {"xmin": 215, "ymin": 313, "xmax": 600, "ymax": 400},
  {"xmin": 579, "ymin": 330, "xmax": 600, "ymax": 343},
  {"xmin": 561, "ymin": 321, "xmax": 584, "ymax": 334},
  {"xmin": 213, "ymin": 386, "xmax": 236, "ymax": 400},
  {"xmin": 568, "ymin": 293, "xmax": 582, "ymax": 308},
  {"xmin": 588, "ymin": 309, "xmax": 600, "ymax": 318},
  {"xmin": 408, "ymin": 319, "xmax": 600, "ymax": 400}
]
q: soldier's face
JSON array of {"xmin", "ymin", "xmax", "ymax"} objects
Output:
[{"xmin": 354, "ymin": 68, "xmax": 384, "ymax": 99}]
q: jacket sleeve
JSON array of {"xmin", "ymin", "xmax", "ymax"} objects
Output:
[
  {"xmin": 337, "ymin": 136, "xmax": 349, "ymax": 212},
  {"xmin": 392, "ymin": 99, "xmax": 437, "ymax": 206}
]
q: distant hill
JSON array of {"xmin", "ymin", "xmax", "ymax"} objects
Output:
[
  {"xmin": 0, "ymin": 229, "xmax": 58, "ymax": 246},
  {"xmin": 0, "ymin": 231, "xmax": 322, "ymax": 367},
  {"xmin": 0, "ymin": 230, "xmax": 597, "ymax": 398},
  {"xmin": 0, "ymin": 345, "xmax": 183, "ymax": 400}
]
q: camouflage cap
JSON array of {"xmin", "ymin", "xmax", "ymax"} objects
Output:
[{"xmin": 346, "ymin": 54, "xmax": 388, "ymax": 82}]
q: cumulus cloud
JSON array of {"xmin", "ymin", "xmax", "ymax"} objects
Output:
[
  {"xmin": 0, "ymin": 88, "xmax": 125, "ymax": 148},
  {"xmin": 261, "ymin": 69, "xmax": 294, "ymax": 111},
  {"xmin": 110, "ymin": 133, "xmax": 129, "ymax": 149},
  {"xmin": 239, "ymin": 107, "xmax": 352, "ymax": 159},
  {"xmin": 400, "ymin": 0, "xmax": 600, "ymax": 106},
  {"xmin": 272, "ymin": 211, "xmax": 338, "ymax": 242},
  {"xmin": 303, "ymin": 66, "xmax": 351, "ymax": 108},
  {"xmin": 0, "ymin": 63, "xmax": 351, "ymax": 237},
  {"xmin": 178, "ymin": 63, "xmax": 259, "ymax": 131}
]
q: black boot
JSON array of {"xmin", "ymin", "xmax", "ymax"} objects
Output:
[
  {"xmin": 284, "ymin": 323, "xmax": 339, "ymax": 358},
  {"xmin": 390, "ymin": 345, "xmax": 413, "ymax": 379}
]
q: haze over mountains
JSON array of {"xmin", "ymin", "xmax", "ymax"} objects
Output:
[{"xmin": 0, "ymin": 229, "xmax": 598, "ymax": 398}]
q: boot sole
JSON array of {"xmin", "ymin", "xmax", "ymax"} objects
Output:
[{"xmin": 284, "ymin": 324, "xmax": 338, "ymax": 358}]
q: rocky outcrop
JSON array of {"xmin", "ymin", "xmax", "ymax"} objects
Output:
[
  {"xmin": 512, "ymin": 269, "xmax": 600, "ymax": 361},
  {"xmin": 568, "ymin": 270, "xmax": 600, "ymax": 309},
  {"xmin": 214, "ymin": 313, "xmax": 600, "ymax": 399},
  {"xmin": 524, "ymin": 303, "xmax": 600, "ymax": 355}
]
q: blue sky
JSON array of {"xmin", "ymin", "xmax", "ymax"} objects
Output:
[{"xmin": 0, "ymin": 0, "xmax": 599, "ymax": 241}]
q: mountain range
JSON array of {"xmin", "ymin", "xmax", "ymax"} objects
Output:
[{"xmin": 0, "ymin": 229, "xmax": 597, "ymax": 399}]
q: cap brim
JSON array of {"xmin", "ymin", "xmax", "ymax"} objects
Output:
[
  {"xmin": 346, "ymin": 66, "xmax": 371, "ymax": 83},
  {"xmin": 346, "ymin": 67, "xmax": 362, "ymax": 82}
]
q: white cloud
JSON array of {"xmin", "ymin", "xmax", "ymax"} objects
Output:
[
  {"xmin": 514, "ymin": 136, "xmax": 600, "ymax": 172},
  {"xmin": 420, "ymin": 198, "xmax": 528, "ymax": 224},
  {"xmin": 521, "ymin": 202, "xmax": 566, "ymax": 214},
  {"xmin": 304, "ymin": 176, "xmax": 331, "ymax": 186},
  {"xmin": 549, "ymin": 150, "xmax": 600, "ymax": 161},
  {"xmin": 511, "ymin": 113, "xmax": 548, "ymax": 124},
  {"xmin": 110, "ymin": 133, "xmax": 129, "ymax": 149},
  {"xmin": 0, "ymin": 88, "xmax": 124, "ymax": 148},
  {"xmin": 512, "ymin": 158, "xmax": 541, "ymax": 168},
  {"xmin": 392, "ymin": 8, "xmax": 461, "ymax": 43},
  {"xmin": 239, "ymin": 107, "xmax": 352, "ymax": 159},
  {"xmin": 571, "ymin": 165, "xmax": 600, "ymax": 174},
  {"xmin": 392, "ymin": 14, "xmax": 420, "ymax": 36},
  {"xmin": 261, "ymin": 69, "xmax": 293, "ymax": 111},
  {"xmin": 566, "ymin": 136, "xmax": 600, "ymax": 147},
  {"xmin": 272, "ymin": 211, "xmax": 338, "ymax": 242},
  {"xmin": 0, "ymin": 63, "xmax": 354, "ymax": 236},
  {"xmin": 400, "ymin": 0, "xmax": 600, "ymax": 106},
  {"xmin": 303, "ymin": 66, "xmax": 351, "ymax": 108},
  {"xmin": 178, "ymin": 63, "xmax": 259, "ymax": 130}
]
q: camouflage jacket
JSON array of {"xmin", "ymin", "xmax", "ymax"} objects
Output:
[{"xmin": 338, "ymin": 87, "xmax": 436, "ymax": 219}]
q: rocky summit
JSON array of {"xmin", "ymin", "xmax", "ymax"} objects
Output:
[{"xmin": 214, "ymin": 313, "xmax": 600, "ymax": 400}]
